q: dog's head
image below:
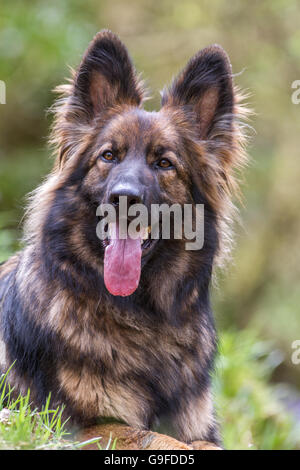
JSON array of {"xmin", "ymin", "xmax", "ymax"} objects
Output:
[{"xmin": 31, "ymin": 30, "xmax": 246, "ymax": 298}]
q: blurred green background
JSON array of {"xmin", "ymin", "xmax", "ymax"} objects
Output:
[{"xmin": 0, "ymin": 0, "xmax": 300, "ymax": 449}]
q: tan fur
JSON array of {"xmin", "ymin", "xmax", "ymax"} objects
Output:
[
  {"xmin": 0, "ymin": 338, "xmax": 6, "ymax": 371},
  {"xmin": 172, "ymin": 392, "xmax": 215, "ymax": 443},
  {"xmin": 0, "ymin": 255, "xmax": 19, "ymax": 281},
  {"xmin": 77, "ymin": 423, "xmax": 221, "ymax": 450}
]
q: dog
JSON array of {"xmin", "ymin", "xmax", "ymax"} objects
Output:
[{"xmin": 0, "ymin": 30, "xmax": 248, "ymax": 450}]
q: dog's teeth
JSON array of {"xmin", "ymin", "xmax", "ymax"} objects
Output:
[
  {"xmin": 108, "ymin": 223, "xmax": 115, "ymax": 238},
  {"xmin": 141, "ymin": 226, "xmax": 151, "ymax": 240}
]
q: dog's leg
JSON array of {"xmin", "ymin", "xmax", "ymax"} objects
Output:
[
  {"xmin": 171, "ymin": 392, "xmax": 222, "ymax": 450},
  {"xmin": 77, "ymin": 423, "xmax": 193, "ymax": 450}
]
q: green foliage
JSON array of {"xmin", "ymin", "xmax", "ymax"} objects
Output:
[{"xmin": 215, "ymin": 330, "xmax": 300, "ymax": 450}]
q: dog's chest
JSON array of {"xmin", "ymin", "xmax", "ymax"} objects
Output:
[{"xmin": 57, "ymin": 312, "xmax": 194, "ymax": 425}]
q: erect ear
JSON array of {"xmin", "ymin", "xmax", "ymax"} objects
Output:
[
  {"xmin": 161, "ymin": 45, "xmax": 234, "ymax": 139},
  {"xmin": 72, "ymin": 30, "xmax": 144, "ymax": 120}
]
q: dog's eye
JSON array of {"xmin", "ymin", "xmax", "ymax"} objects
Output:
[
  {"xmin": 156, "ymin": 158, "xmax": 173, "ymax": 169},
  {"xmin": 101, "ymin": 150, "xmax": 114, "ymax": 162}
]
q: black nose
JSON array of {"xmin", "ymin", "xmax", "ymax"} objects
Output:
[{"xmin": 109, "ymin": 183, "xmax": 144, "ymax": 207}]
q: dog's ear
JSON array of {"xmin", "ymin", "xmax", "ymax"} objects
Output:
[
  {"xmin": 161, "ymin": 45, "xmax": 234, "ymax": 139},
  {"xmin": 72, "ymin": 30, "xmax": 143, "ymax": 120}
]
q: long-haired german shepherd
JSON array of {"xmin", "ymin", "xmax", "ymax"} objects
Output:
[{"xmin": 0, "ymin": 30, "xmax": 248, "ymax": 449}]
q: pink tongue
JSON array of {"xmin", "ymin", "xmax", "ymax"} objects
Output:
[{"xmin": 104, "ymin": 223, "xmax": 142, "ymax": 296}]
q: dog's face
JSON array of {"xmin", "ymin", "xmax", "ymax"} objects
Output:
[
  {"xmin": 85, "ymin": 107, "xmax": 192, "ymax": 220},
  {"xmin": 50, "ymin": 30, "xmax": 239, "ymax": 297}
]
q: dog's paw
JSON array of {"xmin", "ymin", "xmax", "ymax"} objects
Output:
[{"xmin": 191, "ymin": 440, "xmax": 222, "ymax": 450}]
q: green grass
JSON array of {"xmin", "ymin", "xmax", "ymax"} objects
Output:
[
  {"xmin": 0, "ymin": 367, "xmax": 69, "ymax": 449},
  {"xmin": 0, "ymin": 366, "xmax": 112, "ymax": 450}
]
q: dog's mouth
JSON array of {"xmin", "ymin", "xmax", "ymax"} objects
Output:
[{"xmin": 103, "ymin": 221, "xmax": 158, "ymax": 297}]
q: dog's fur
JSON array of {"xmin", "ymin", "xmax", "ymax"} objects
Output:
[{"xmin": 0, "ymin": 30, "xmax": 248, "ymax": 448}]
